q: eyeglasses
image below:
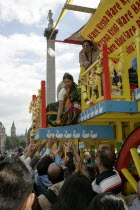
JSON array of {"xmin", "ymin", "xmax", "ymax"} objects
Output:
[{"xmin": 83, "ymin": 45, "xmax": 91, "ymax": 48}]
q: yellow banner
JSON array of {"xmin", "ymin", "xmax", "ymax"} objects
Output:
[{"xmin": 80, "ymin": 0, "xmax": 140, "ymax": 66}]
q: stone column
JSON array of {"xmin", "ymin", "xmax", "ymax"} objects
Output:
[{"xmin": 44, "ymin": 10, "xmax": 58, "ymax": 105}]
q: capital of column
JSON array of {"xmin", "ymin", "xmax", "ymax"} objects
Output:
[{"xmin": 44, "ymin": 28, "xmax": 58, "ymax": 40}]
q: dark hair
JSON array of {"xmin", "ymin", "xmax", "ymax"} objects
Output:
[
  {"xmin": 0, "ymin": 156, "xmax": 4, "ymax": 161},
  {"xmin": 37, "ymin": 155, "xmax": 54, "ymax": 176},
  {"xmin": 86, "ymin": 163, "xmax": 99, "ymax": 182},
  {"xmin": 98, "ymin": 148, "xmax": 116, "ymax": 169},
  {"xmin": 52, "ymin": 174, "xmax": 97, "ymax": 210},
  {"xmin": 82, "ymin": 40, "xmax": 98, "ymax": 51},
  {"xmin": 0, "ymin": 156, "xmax": 34, "ymax": 210},
  {"xmin": 63, "ymin": 73, "xmax": 74, "ymax": 82},
  {"xmin": 17, "ymin": 146, "xmax": 24, "ymax": 156},
  {"xmin": 88, "ymin": 193, "xmax": 127, "ymax": 210}
]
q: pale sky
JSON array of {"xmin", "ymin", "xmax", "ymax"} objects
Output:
[{"xmin": 0, "ymin": 0, "xmax": 100, "ymax": 136}]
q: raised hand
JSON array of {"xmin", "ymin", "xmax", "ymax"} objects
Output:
[
  {"xmin": 52, "ymin": 146, "xmax": 62, "ymax": 158},
  {"xmin": 37, "ymin": 140, "xmax": 47, "ymax": 153},
  {"xmin": 63, "ymin": 140, "xmax": 73, "ymax": 153},
  {"xmin": 24, "ymin": 143, "xmax": 39, "ymax": 158},
  {"xmin": 62, "ymin": 156, "xmax": 69, "ymax": 168},
  {"xmin": 73, "ymin": 157, "xmax": 90, "ymax": 180}
]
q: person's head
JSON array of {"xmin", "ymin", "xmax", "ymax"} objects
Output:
[
  {"xmin": 86, "ymin": 163, "xmax": 99, "ymax": 182},
  {"xmin": 17, "ymin": 146, "xmax": 24, "ymax": 157},
  {"xmin": 96, "ymin": 147, "xmax": 116, "ymax": 171},
  {"xmin": 82, "ymin": 40, "xmax": 97, "ymax": 53},
  {"xmin": 53, "ymin": 173, "xmax": 97, "ymax": 210},
  {"xmin": 137, "ymin": 180, "xmax": 140, "ymax": 199},
  {"xmin": 0, "ymin": 156, "xmax": 34, "ymax": 210},
  {"xmin": 88, "ymin": 193, "xmax": 127, "ymax": 210},
  {"xmin": 37, "ymin": 155, "xmax": 54, "ymax": 176},
  {"xmin": 47, "ymin": 163, "xmax": 64, "ymax": 184},
  {"xmin": 84, "ymin": 151, "xmax": 91, "ymax": 160},
  {"xmin": 63, "ymin": 73, "xmax": 74, "ymax": 89}
]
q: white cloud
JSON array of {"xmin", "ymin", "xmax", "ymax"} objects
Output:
[
  {"xmin": 74, "ymin": 0, "xmax": 100, "ymax": 8},
  {"xmin": 0, "ymin": 33, "xmax": 46, "ymax": 135},
  {"xmin": 0, "ymin": 0, "xmax": 100, "ymax": 24},
  {"xmin": 69, "ymin": 0, "xmax": 100, "ymax": 21},
  {"xmin": 0, "ymin": 0, "xmax": 65, "ymax": 24}
]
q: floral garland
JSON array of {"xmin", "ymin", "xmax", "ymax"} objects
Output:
[{"xmin": 29, "ymin": 89, "xmax": 41, "ymax": 141}]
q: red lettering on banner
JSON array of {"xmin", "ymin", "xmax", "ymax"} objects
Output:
[
  {"xmin": 107, "ymin": 24, "xmax": 119, "ymax": 36},
  {"xmin": 105, "ymin": 2, "xmax": 122, "ymax": 19},
  {"xmin": 87, "ymin": 28, "xmax": 100, "ymax": 39},
  {"xmin": 107, "ymin": 23, "xmax": 119, "ymax": 36},
  {"xmin": 96, "ymin": 16, "xmax": 110, "ymax": 30},
  {"xmin": 123, "ymin": 26, "xmax": 136, "ymax": 39},
  {"xmin": 136, "ymin": 19, "xmax": 140, "ymax": 28},
  {"xmin": 120, "ymin": 0, "xmax": 130, "ymax": 6},
  {"xmin": 126, "ymin": 44, "xmax": 135, "ymax": 54},
  {"xmin": 108, "ymin": 44, "xmax": 118, "ymax": 54},
  {"xmin": 114, "ymin": 35, "xmax": 126, "ymax": 47},
  {"xmin": 116, "ymin": 10, "xmax": 134, "ymax": 27},
  {"xmin": 111, "ymin": 59, "xmax": 119, "ymax": 64},
  {"xmin": 131, "ymin": 1, "xmax": 140, "ymax": 14},
  {"xmin": 90, "ymin": 29, "xmax": 100, "ymax": 39},
  {"xmin": 97, "ymin": 34, "xmax": 111, "ymax": 45},
  {"xmin": 116, "ymin": 18, "xmax": 124, "ymax": 27},
  {"xmin": 87, "ymin": 34, "xmax": 94, "ymax": 40}
]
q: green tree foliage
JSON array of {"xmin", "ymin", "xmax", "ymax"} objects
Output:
[
  {"xmin": 19, "ymin": 140, "xmax": 26, "ymax": 148},
  {"xmin": 6, "ymin": 136, "xmax": 20, "ymax": 150}
]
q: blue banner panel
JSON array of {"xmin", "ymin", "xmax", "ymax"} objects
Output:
[
  {"xmin": 77, "ymin": 101, "xmax": 138, "ymax": 123},
  {"xmin": 34, "ymin": 125, "xmax": 114, "ymax": 140}
]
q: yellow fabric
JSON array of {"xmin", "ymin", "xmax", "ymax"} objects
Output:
[
  {"xmin": 49, "ymin": 0, "xmax": 74, "ymax": 40},
  {"xmin": 64, "ymin": 97, "xmax": 71, "ymax": 108},
  {"xmin": 80, "ymin": 0, "xmax": 139, "ymax": 68}
]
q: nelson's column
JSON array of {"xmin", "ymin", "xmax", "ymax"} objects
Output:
[{"xmin": 44, "ymin": 10, "xmax": 58, "ymax": 104}]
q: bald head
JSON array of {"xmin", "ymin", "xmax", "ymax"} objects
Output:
[
  {"xmin": 48, "ymin": 163, "xmax": 64, "ymax": 184},
  {"xmin": 98, "ymin": 148, "xmax": 116, "ymax": 169}
]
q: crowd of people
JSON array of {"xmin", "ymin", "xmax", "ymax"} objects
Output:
[{"xmin": 0, "ymin": 138, "xmax": 139, "ymax": 210}]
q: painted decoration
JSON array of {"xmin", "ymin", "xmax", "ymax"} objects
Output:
[
  {"xmin": 34, "ymin": 124, "xmax": 114, "ymax": 140},
  {"xmin": 78, "ymin": 100, "xmax": 138, "ymax": 123}
]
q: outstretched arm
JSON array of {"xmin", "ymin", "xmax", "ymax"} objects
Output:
[{"xmin": 56, "ymin": 100, "xmax": 64, "ymax": 124}]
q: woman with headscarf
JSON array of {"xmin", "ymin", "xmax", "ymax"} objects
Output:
[
  {"xmin": 46, "ymin": 73, "xmax": 81, "ymax": 127},
  {"xmin": 79, "ymin": 40, "xmax": 100, "ymax": 70}
]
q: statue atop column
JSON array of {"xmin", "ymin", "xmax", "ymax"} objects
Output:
[
  {"xmin": 47, "ymin": 10, "xmax": 54, "ymax": 29},
  {"xmin": 44, "ymin": 10, "xmax": 58, "ymax": 40}
]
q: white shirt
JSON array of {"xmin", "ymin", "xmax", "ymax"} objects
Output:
[{"xmin": 58, "ymin": 88, "xmax": 66, "ymax": 101}]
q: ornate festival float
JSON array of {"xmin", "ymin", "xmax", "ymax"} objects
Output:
[{"xmin": 29, "ymin": 0, "xmax": 140, "ymax": 195}]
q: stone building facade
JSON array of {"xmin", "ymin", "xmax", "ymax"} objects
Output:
[{"xmin": 0, "ymin": 122, "xmax": 6, "ymax": 154}]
